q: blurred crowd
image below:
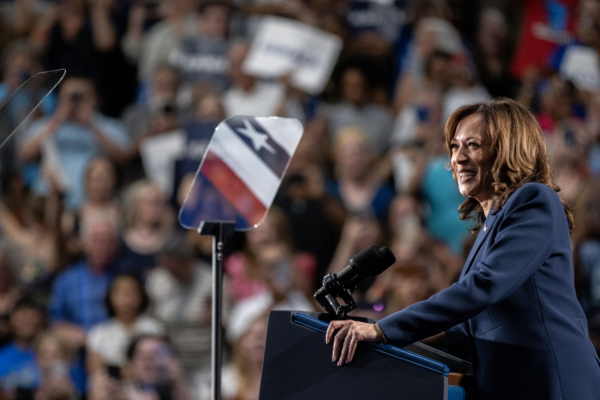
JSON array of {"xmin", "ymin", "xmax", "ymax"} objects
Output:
[{"xmin": 0, "ymin": 0, "xmax": 598, "ymax": 399}]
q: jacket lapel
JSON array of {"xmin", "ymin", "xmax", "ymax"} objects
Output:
[{"xmin": 459, "ymin": 211, "xmax": 499, "ymax": 279}]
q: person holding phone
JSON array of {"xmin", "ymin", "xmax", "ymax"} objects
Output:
[
  {"xmin": 123, "ymin": 335, "xmax": 193, "ymax": 400},
  {"xmin": 18, "ymin": 76, "xmax": 132, "ymax": 211}
]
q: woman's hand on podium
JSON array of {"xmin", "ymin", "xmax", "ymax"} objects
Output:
[{"xmin": 325, "ymin": 320, "xmax": 383, "ymax": 366}]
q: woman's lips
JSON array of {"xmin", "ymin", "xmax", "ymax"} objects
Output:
[{"xmin": 459, "ymin": 171, "xmax": 475, "ymax": 182}]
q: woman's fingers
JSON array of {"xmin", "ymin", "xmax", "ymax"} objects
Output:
[
  {"xmin": 325, "ymin": 320, "xmax": 345, "ymax": 344},
  {"xmin": 338, "ymin": 330, "xmax": 356, "ymax": 366},
  {"xmin": 327, "ymin": 320, "xmax": 381, "ymax": 366},
  {"xmin": 346, "ymin": 330, "xmax": 359, "ymax": 364},
  {"xmin": 332, "ymin": 324, "xmax": 350, "ymax": 362}
]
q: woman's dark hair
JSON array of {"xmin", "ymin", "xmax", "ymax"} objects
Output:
[
  {"xmin": 125, "ymin": 334, "xmax": 170, "ymax": 361},
  {"xmin": 12, "ymin": 298, "xmax": 46, "ymax": 316},
  {"xmin": 105, "ymin": 273, "xmax": 149, "ymax": 318},
  {"xmin": 444, "ymin": 98, "xmax": 574, "ymax": 233}
]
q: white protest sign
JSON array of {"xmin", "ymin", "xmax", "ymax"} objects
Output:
[
  {"xmin": 140, "ymin": 129, "xmax": 186, "ymax": 197},
  {"xmin": 559, "ymin": 45, "xmax": 600, "ymax": 91},
  {"xmin": 243, "ymin": 17, "xmax": 343, "ymax": 95}
]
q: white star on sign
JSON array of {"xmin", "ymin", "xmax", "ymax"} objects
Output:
[{"xmin": 237, "ymin": 118, "xmax": 276, "ymax": 154}]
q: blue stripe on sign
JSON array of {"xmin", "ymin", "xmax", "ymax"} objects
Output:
[
  {"xmin": 225, "ymin": 116, "xmax": 290, "ymax": 178},
  {"xmin": 179, "ymin": 171, "xmax": 251, "ymax": 230}
]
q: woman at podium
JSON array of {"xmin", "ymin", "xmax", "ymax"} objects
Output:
[{"xmin": 326, "ymin": 98, "xmax": 600, "ymax": 400}]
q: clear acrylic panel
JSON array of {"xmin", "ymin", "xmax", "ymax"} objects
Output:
[
  {"xmin": 179, "ymin": 116, "xmax": 303, "ymax": 231},
  {"xmin": 0, "ymin": 69, "xmax": 65, "ymax": 149}
]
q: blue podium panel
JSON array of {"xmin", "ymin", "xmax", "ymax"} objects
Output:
[{"xmin": 259, "ymin": 311, "xmax": 449, "ymax": 400}]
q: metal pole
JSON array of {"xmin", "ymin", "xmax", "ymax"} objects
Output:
[
  {"xmin": 211, "ymin": 223, "xmax": 224, "ymax": 400},
  {"xmin": 200, "ymin": 221, "xmax": 234, "ymax": 400}
]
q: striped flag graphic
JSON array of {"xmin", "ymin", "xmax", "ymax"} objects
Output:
[{"xmin": 179, "ymin": 116, "xmax": 303, "ymax": 230}]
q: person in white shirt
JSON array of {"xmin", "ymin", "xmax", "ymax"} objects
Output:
[{"xmin": 87, "ymin": 272, "xmax": 164, "ymax": 373}]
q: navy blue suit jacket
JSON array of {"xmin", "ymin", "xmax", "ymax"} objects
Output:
[{"xmin": 378, "ymin": 183, "xmax": 600, "ymax": 400}]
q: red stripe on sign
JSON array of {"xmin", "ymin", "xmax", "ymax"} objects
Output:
[{"xmin": 201, "ymin": 151, "xmax": 267, "ymax": 226}]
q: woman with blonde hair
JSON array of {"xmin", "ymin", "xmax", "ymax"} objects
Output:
[
  {"xmin": 326, "ymin": 98, "xmax": 600, "ymax": 400},
  {"xmin": 120, "ymin": 180, "xmax": 174, "ymax": 276},
  {"xmin": 222, "ymin": 314, "xmax": 269, "ymax": 400},
  {"xmin": 328, "ymin": 127, "xmax": 395, "ymax": 221}
]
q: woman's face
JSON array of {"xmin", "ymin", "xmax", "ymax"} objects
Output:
[
  {"xmin": 335, "ymin": 136, "xmax": 371, "ymax": 180},
  {"xmin": 196, "ymin": 93, "xmax": 225, "ymax": 122},
  {"xmin": 246, "ymin": 215, "xmax": 278, "ymax": 249},
  {"xmin": 86, "ymin": 160, "xmax": 116, "ymax": 203},
  {"xmin": 136, "ymin": 187, "xmax": 164, "ymax": 226},
  {"xmin": 110, "ymin": 276, "xmax": 143, "ymax": 320},
  {"xmin": 392, "ymin": 273, "xmax": 430, "ymax": 307},
  {"xmin": 131, "ymin": 338, "xmax": 167, "ymax": 384},
  {"xmin": 240, "ymin": 319, "xmax": 268, "ymax": 364},
  {"xmin": 450, "ymin": 114, "xmax": 494, "ymax": 203},
  {"xmin": 36, "ymin": 337, "xmax": 67, "ymax": 373},
  {"xmin": 341, "ymin": 69, "xmax": 367, "ymax": 105}
]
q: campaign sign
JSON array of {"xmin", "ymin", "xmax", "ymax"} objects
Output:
[
  {"xmin": 179, "ymin": 116, "xmax": 303, "ymax": 231},
  {"xmin": 242, "ymin": 17, "xmax": 342, "ymax": 95},
  {"xmin": 559, "ymin": 45, "xmax": 600, "ymax": 91}
]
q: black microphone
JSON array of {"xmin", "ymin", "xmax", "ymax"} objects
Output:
[
  {"xmin": 336, "ymin": 245, "xmax": 396, "ymax": 290},
  {"xmin": 314, "ymin": 245, "xmax": 396, "ymax": 318}
]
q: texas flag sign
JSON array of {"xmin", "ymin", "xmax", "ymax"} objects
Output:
[{"xmin": 179, "ymin": 116, "xmax": 303, "ymax": 231}]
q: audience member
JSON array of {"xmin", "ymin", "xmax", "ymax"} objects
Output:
[
  {"xmin": 77, "ymin": 157, "xmax": 120, "ymax": 232},
  {"xmin": 49, "ymin": 214, "xmax": 122, "ymax": 347},
  {"xmin": 390, "ymin": 85, "xmax": 444, "ymax": 193},
  {"xmin": 122, "ymin": 0, "xmax": 200, "ymax": 86},
  {"xmin": 225, "ymin": 206, "xmax": 317, "ymax": 303},
  {"xmin": 319, "ymin": 62, "xmax": 393, "ymax": 154},
  {"xmin": 0, "ymin": 241, "xmax": 22, "ymax": 346},
  {"xmin": 0, "ymin": 299, "xmax": 45, "ymax": 396},
  {"xmin": 120, "ymin": 180, "xmax": 174, "ymax": 276},
  {"xmin": 121, "ymin": 64, "xmax": 181, "ymax": 143},
  {"xmin": 87, "ymin": 273, "xmax": 164, "ymax": 374},
  {"xmin": 225, "ymin": 207, "xmax": 315, "ymax": 344},
  {"xmin": 168, "ymin": 1, "xmax": 233, "ymax": 96},
  {"xmin": 123, "ymin": 335, "xmax": 193, "ymax": 400},
  {"xmin": 393, "ymin": 16, "xmax": 465, "ymax": 113},
  {"xmin": 146, "ymin": 234, "xmax": 213, "ymax": 381},
  {"xmin": 326, "ymin": 211, "xmax": 388, "ymax": 312},
  {"xmin": 471, "ymin": 7, "xmax": 519, "ymax": 99},
  {"xmin": 221, "ymin": 314, "xmax": 268, "ymax": 400},
  {"xmin": 222, "ymin": 40, "xmax": 304, "ymax": 119},
  {"xmin": 18, "ymin": 76, "xmax": 131, "ymax": 211},
  {"xmin": 275, "ymin": 159, "xmax": 345, "ymax": 288},
  {"xmin": 89, "ymin": 334, "xmax": 193, "ymax": 400},
  {"xmin": 386, "ymin": 195, "xmax": 424, "ymax": 263},
  {"xmin": 328, "ymin": 127, "xmax": 395, "ymax": 221},
  {"xmin": 572, "ymin": 178, "xmax": 600, "ymax": 312},
  {"xmin": 29, "ymin": 0, "xmax": 130, "ymax": 116},
  {"xmin": 327, "ymin": 212, "xmax": 386, "ymax": 282},
  {"xmin": 0, "ymin": 188, "xmax": 66, "ymax": 296},
  {"xmin": 441, "ymin": 56, "xmax": 491, "ymax": 123},
  {"xmin": 33, "ymin": 332, "xmax": 77, "ymax": 400},
  {"xmin": 0, "ymin": 40, "xmax": 50, "ymax": 128},
  {"xmin": 381, "ymin": 264, "xmax": 433, "ymax": 315}
]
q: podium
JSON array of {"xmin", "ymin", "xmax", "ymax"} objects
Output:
[{"xmin": 259, "ymin": 311, "xmax": 468, "ymax": 400}]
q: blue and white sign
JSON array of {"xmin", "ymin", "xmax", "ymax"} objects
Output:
[{"xmin": 243, "ymin": 17, "xmax": 343, "ymax": 95}]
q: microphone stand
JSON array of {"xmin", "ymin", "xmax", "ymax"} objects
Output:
[
  {"xmin": 314, "ymin": 273, "xmax": 360, "ymax": 319},
  {"xmin": 199, "ymin": 221, "xmax": 236, "ymax": 400}
]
